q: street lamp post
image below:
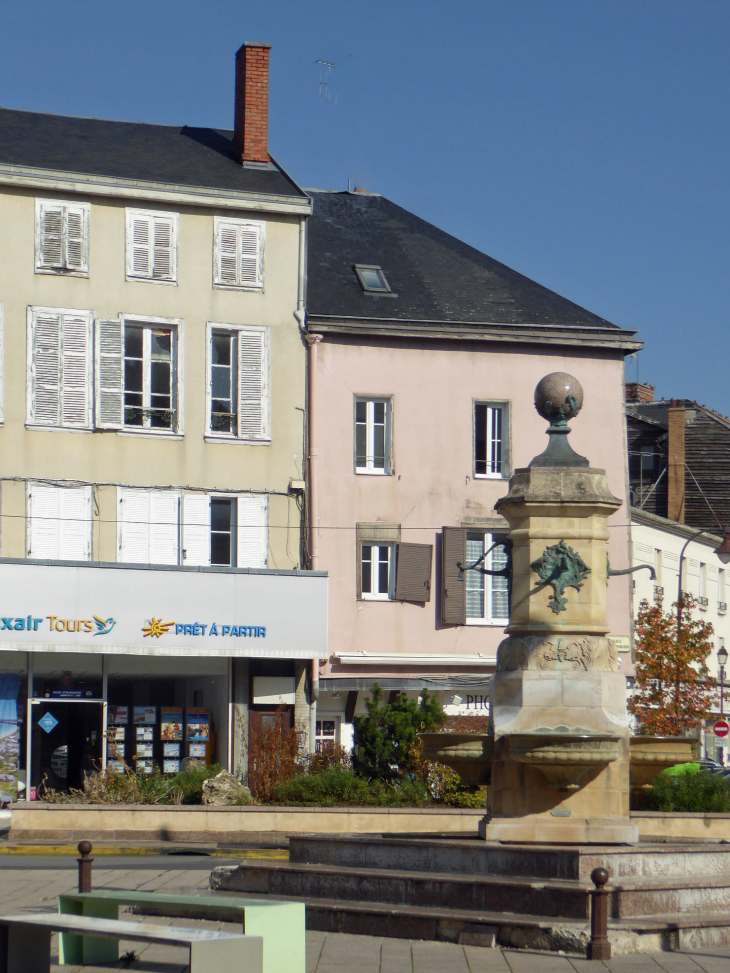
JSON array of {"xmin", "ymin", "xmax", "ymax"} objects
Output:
[
  {"xmin": 676, "ymin": 528, "xmax": 730, "ymax": 637},
  {"xmin": 718, "ymin": 646, "xmax": 728, "ymax": 766}
]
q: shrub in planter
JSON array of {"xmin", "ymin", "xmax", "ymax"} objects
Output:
[
  {"xmin": 639, "ymin": 764, "xmax": 730, "ymax": 813},
  {"xmin": 272, "ymin": 766, "xmax": 430, "ymax": 806}
]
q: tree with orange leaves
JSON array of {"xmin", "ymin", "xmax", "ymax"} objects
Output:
[{"xmin": 629, "ymin": 594, "xmax": 716, "ymax": 736}]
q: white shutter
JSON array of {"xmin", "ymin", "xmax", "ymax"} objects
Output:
[
  {"xmin": 30, "ymin": 310, "xmax": 62, "ymax": 425},
  {"xmin": 60, "ymin": 313, "xmax": 92, "ymax": 428},
  {"xmin": 65, "ymin": 205, "xmax": 88, "ymax": 273},
  {"xmin": 58, "ymin": 486, "xmax": 91, "ymax": 561},
  {"xmin": 239, "ymin": 223, "xmax": 261, "ymax": 287},
  {"xmin": 238, "ymin": 328, "xmax": 268, "ymax": 439},
  {"xmin": 149, "ymin": 491, "xmax": 180, "ymax": 565},
  {"xmin": 130, "ymin": 214, "xmax": 152, "ymax": 277},
  {"xmin": 182, "ymin": 494, "xmax": 211, "ymax": 566},
  {"xmin": 119, "ymin": 489, "xmax": 151, "ymax": 563},
  {"xmin": 152, "ymin": 217, "xmax": 174, "ymax": 280},
  {"xmin": 95, "ymin": 318, "xmax": 124, "ymax": 428},
  {"xmin": 217, "ymin": 223, "xmax": 239, "ymax": 286},
  {"xmin": 28, "ymin": 484, "xmax": 61, "ymax": 558},
  {"xmin": 237, "ymin": 494, "xmax": 268, "ymax": 568},
  {"xmin": 38, "ymin": 203, "xmax": 64, "ymax": 269}
]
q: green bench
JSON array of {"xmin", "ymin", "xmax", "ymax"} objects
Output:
[
  {"xmin": 0, "ymin": 912, "xmax": 262, "ymax": 973},
  {"xmin": 58, "ymin": 890, "xmax": 304, "ymax": 973}
]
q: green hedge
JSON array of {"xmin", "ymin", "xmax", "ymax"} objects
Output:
[
  {"xmin": 272, "ymin": 767, "xmax": 430, "ymax": 806},
  {"xmin": 638, "ymin": 764, "xmax": 730, "ymax": 813}
]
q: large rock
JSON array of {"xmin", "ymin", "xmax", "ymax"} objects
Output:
[{"xmin": 201, "ymin": 770, "xmax": 251, "ymax": 806}]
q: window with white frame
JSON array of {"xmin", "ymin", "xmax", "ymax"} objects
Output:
[
  {"xmin": 720, "ymin": 569, "xmax": 726, "ymax": 605},
  {"xmin": 27, "ymin": 483, "xmax": 92, "ymax": 561},
  {"xmin": 361, "ymin": 543, "xmax": 395, "ymax": 600},
  {"xmin": 465, "ymin": 531, "xmax": 509, "ymax": 624},
  {"xmin": 474, "ymin": 403, "xmax": 507, "ymax": 477},
  {"xmin": 213, "ymin": 217, "xmax": 264, "ymax": 290},
  {"xmin": 27, "ymin": 307, "xmax": 93, "ymax": 429},
  {"xmin": 315, "ymin": 718, "xmax": 339, "ymax": 752},
  {"xmin": 35, "ymin": 200, "xmax": 90, "ymax": 276},
  {"xmin": 355, "ymin": 397, "xmax": 391, "ymax": 473},
  {"xmin": 207, "ymin": 325, "xmax": 269, "ymax": 440},
  {"xmin": 182, "ymin": 493, "xmax": 268, "ymax": 568},
  {"xmin": 118, "ymin": 489, "xmax": 180, "ymax": 565},
  {"xmin": 94, "ymin": 318, "xmax": 179, "ymax": 433},
  {"xmin": 125, "ymin": 209, "xmax": 178, "ymax": 283}
]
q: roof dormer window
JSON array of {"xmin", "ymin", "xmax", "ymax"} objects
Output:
[{"xmin": 354, "ymin": 264, "xmax": 392, "ymax": 294}]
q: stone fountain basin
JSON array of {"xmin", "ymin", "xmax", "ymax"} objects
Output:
[
  {"xmin": 418, "ymin": 733, "xmax": 493, "ymax": 786},
  {"xmin": 507, "ymin": 732, "xmax": 620, "ymax": 792},
  {"xmin": 629, "ymin": 735, "xmax": 697, "ymax": 790}
]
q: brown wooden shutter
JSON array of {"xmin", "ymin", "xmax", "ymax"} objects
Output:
[
  {"xmin": 394, "ymin": 542, "xmax": 433, "ymax": 602},
  {"xmin": 441, "ymin": 527, "xmax": 467, "ymax": 624}
]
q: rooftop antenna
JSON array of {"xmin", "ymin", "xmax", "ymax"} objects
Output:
[{"xmin": 317, "ymin": 60, "xmax": 337, "ymax": 104}]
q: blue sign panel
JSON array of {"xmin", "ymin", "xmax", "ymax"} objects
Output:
[{"xmin": 38, "ymin": 712, "xmax": 59, "ymax": 734}]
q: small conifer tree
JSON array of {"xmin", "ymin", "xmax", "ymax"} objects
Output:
[
  {"xmin": 353, "ymin": 684, "xmax": 445, "ymax": 780},
  {"xmin": 629, "ymin": 594, "xmax": 715, "ymax": 735}
]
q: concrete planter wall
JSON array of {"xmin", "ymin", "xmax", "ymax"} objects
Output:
[
  {"xmin": 9, "ymin": 802, "xmax": 484, "ymax": 842},
  {"xmin": 11, "ymin": 803, "xmax": 730, "ymax": 843}
]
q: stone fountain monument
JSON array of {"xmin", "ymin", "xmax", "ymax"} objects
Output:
[
  {"xmin": 481, "ymin": 371, "xmax": 636, "ymax": 844},
  {"xmin": 213, "ymin": 373, "xmax": 730, "ymax": 956}
]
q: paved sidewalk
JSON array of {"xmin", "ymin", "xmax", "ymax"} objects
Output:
[{"xmin": 2, "ymin": 858, "xmax": 730, "ymax": 971}]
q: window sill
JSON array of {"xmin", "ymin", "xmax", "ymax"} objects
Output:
[
  {"xmin": 473, "ymin": 473, "xmax": 508, "ymax": 480},
  {"xmin": 355, "ymin": 468, "xmax": 391, "ymax": 476},
  {"xmin": 117, "ymin": 428, "xmax": 184, "ymax": 440},
  {"xmin": 25, "ymin": 424, "xmax": 93, "ymax": 434},
  {"xmin": 213, "ymin": 282, "xmax": 265, "ymax": 293},
  {"xmin": 34, "ymin": 267, "xmax": 88, "ymax": 278},
  {"xmin": 125, "ymin": 275, "xmax": 178, "ymax": 286},
  {"xmin": 204, "ymin": 435, "xmax": 271, "ymax": 446},
  {"xmin": 466, "ymin": 619, "xmax": 509, "ymax": 626},
  {"xmin": 359, "ymin": 595, "xmax": 394, "ymax": 602}
]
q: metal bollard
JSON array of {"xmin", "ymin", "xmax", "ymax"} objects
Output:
[
  {"xmin": 77, "ymin": 840, "xmax": 93, "ymax": 893},
  {"xmin": 587, "ymin": 867, "xmax": 611, "ymax": 961}
]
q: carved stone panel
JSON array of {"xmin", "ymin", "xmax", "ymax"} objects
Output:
[{"xmin": 497, "ymin": 635, "xmax": 618, "ymax": 672}]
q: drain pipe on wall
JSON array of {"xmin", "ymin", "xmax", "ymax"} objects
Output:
[{"xmin": 310, "ymin": 658, "xmax": 319, "ymax": 754}]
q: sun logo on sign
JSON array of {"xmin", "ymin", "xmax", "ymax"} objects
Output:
[{"xmin": 142, "ymin": 617, "xmax": 175, "ymax": 639}]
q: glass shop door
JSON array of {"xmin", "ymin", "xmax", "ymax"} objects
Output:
[{"xmin": 30, "ymin": 700, "xmax": 103, "ymax": 796}]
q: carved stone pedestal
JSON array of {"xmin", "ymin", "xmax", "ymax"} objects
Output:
[{"xmin": 482, "ymin": 454, "xmax": 636, "ymax": 844}]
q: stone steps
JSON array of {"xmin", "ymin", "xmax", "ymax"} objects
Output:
[
  {"xmin": 214, "ymin": 858, "xmax": 590, "ymax": 919},
  {"xmin": 289, "ymin": 833, "xmax": 730, "ymax": 882},
  {"xmin": 206, "ymin": 880, "xmax": 730, "ymax": 955}
]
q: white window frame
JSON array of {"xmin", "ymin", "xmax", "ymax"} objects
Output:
[
  {"xmin": 117, "ymin": 488, "xmax": 181, "ymax": 566},
  {"xmin": 213, "ymin": 217, "xmax": 265, "ymax": 291},
  {"xmin": 474, "ymin": 401, "xmax": 508, "ymax": 479},
  {"xmin": 465, "ymin": 531, "xmax": 510, "ymax": 626},
  {"xmin": 205, "ymin": 322, "xmax": 270, "ymax": 442},
  {"xmin": 27, "ymin": 482, "xmax": 92, "ymax": 561},
  {"xmin": 35, "ymin": 199, "xmax": 90, "ymax": 277},
  {"xmin": 125, "ymin": 208, "xmax": 178, "ymax": 284},
  {"xmin": 315, "ymin": 716, "xmax": 340, "ymax": 752},
  {"xmin": 361, "ymin": 542, "xmax": 396, "ymax": 600},
  {"xmin": 354, "ymin": 397, "xmax": 392, "ymax": 474},
  {"xmin": 26, "ymin": 306, "xmax": 94, "ymax": 431},
  {"xmin": 117, "ymin": 314, "xmax": 183, "ymax": 437},
  {"xmin": 182, "ymin": 492, "xmax": 268, "ymax": 568}
]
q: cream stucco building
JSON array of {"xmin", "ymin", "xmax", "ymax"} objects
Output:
[{"xmin": 0, "ymin": 44, "xmax": 326, "ymax": 802}]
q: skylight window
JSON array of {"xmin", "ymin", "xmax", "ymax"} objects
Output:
[{"xmin": 354, "ymin": 264, "xmax": 392, "ymax": 294}]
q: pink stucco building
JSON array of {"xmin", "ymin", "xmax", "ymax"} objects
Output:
[{"xmin": 304, "ymin": 190, "xmax": 641, "ymax": 749}]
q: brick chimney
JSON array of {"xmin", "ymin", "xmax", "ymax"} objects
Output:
[
  {"xmin": 667, "ymin": 401, "xmax": 686, "ymax": 523},
  {"xmin": 232, "ymin": 42, "xmax": 271, "ymax": 165},
  {"xmin": 625, "ymin": 382, "xmax": 655, "ymax": 403}
]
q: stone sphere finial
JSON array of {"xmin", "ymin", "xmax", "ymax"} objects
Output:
[{"xmin": 534, "ymin": 372, "xmax": 584, "ymax": 426}]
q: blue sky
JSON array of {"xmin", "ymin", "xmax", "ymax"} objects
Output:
[{"xmin": 2, "ymin": 1, "xmax": 729, "ymax": 412}]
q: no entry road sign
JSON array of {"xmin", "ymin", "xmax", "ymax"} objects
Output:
[{"xmin": 714, "ymin": 719, "xmax": 729, "ymax": 738}]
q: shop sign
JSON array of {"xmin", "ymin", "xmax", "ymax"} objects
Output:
[
  {"xmin": 0, "ymin": 561, "xmax": 327, "ymax": 659},
  {"xmin": 441, "ymin": 689, "xmax": 491, "ymax": 715}
]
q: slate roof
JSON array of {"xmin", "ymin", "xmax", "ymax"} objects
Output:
[
  {"xmin": 306, "ymin": 191, "xmax": 638, "ymax": 346},
  {"xmin": 0, "ymin": 107, "xmax": 306, "ymax": 199}
]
